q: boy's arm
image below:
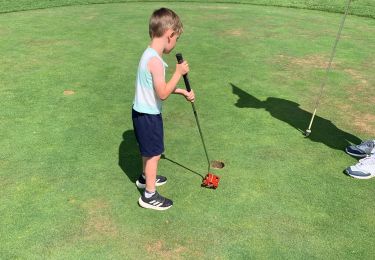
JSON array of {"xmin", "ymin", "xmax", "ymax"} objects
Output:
[
  {"xmin": 148, "ymin": 57, "xmax": 188, "ymax": 100},
  {"xmin": 173, "ymin": 88, "xmax": 195, "ymax": 102}
]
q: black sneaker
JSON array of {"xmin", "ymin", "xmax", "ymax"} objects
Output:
[
  {"xmin": 138, "ymin": 191, "xmax": 173, "ymax": 210},
  {"xmin": 135, "ymin": 174, "xmax": 167, "ymax": 189}
]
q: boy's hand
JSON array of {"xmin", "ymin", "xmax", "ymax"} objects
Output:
[
  {"xmin": 184, "ymin": 89, "xmax": 195, "ymax": 102},
  {"xmin": 176, "ymin": 61, "xmax": 189, "ymax": 76}
]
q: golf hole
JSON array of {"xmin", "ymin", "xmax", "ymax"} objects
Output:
[{"xmin": 211, "ymin": 160, "xmax": 225, "ymax": 169}]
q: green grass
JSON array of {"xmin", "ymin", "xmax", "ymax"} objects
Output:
[
  {"xmin": 1, "ymin": 1, "xmax": 374, "ymax": 259},
  {"xmin": 0, "ymin": 0, "xmax": 375, "ymax": 19}
]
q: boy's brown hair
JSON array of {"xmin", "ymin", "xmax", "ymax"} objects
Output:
[{"xmin": 149, "ymin": 8, "xmax": 183, "ymax": 38}]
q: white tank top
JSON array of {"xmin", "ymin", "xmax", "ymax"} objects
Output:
[{"xmin": 133, "ymin": 47, "xmax": 168, "ymax": 114}]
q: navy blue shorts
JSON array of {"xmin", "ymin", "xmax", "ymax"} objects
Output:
[{"xmin": 132, "ymin": 108, "xmax": 164, "ymax": 157}]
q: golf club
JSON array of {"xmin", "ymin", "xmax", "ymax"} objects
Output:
[
  {"xmin": 176, "ymin": 53, "xmax": 220, "ymax": 189},
  {"xmin": 304, "ymin": 0, "xmax": 352, "ymax": 137}
]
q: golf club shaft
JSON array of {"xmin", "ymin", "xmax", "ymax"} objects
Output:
[
  {"xmin": 190, "ymin": 102, "xmax": 211, "ymax": 172},
  {"xmin": 305, "ymin": 0, "xmax": 352, "ymax": 133},
  {"xmin": 176, "ymin": 53, "xmax": 211, "ymax": 172},
  {"xmin": 307, "ymin": 108, "xmax": 317, "ymax": 131}
]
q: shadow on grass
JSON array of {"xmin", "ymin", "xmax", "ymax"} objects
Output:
[
  {"xmin": 119, "ymin": 130, "xmax": 203, "ymax": 189},
  {"xmin": 161, "ymin": 154, "xmax": 204, "ymax": 179},
  {"xmin": 118, "ymin": 130, "xmax": 142, "ymax": 193},
  {"xmin": 231, "ymin": 83, "xmax": 361, "ymax": 152}
]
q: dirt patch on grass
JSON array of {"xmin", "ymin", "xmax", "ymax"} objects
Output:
[
  {"xmin": 277, "ymin": 54, "xmax": 337, "ymax": 69},
  {"xmin": 344, "ymin": 68, "xmax": 369, "ymax": 92},
  {"xmin": 63, "ymin": 90, "xmax": 75, "ymax": 95},
  {"xmin": 335, "ymin": 103, "xmax": 375, "ymax": 135},
  {"xmin": 81, "ymin": 199, "xmax": 118, "ymax": 240},
  {"xmin": 27, "ymin": 39, "xmax": 76, "ymax": 47},
  {"xmin": 146, "ymin": 240, "xmax": 188, "ymax": 259},
  {"xmin": 353, "ymin": 113, "xmax": 375, "ymax": 135},
  {"xmin": 343, "ymin": 68, "xmax": 373, "ymax": 107},
  {"xmin": 344, "ymin": 69, "xmax": 367, "ymax": 83},
  {"xmin": 81, "ymin": 12, "xmax": 99, "ymax": 20},
  {"xmin": 221, "ymin": 28, "xmax": 246, "ymax": 37}
]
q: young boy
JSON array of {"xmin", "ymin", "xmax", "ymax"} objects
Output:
[{"xmin": 132, "ymin": 8, "xmax": 195, "ymax": 210}]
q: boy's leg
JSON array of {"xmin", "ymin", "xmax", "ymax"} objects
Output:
[
  {"xmin": 143, "ymin": 155, "xmax": 160, "ymax": 193},
  {"xmin": 135, "ymin": 156, "xmax": 167, "ymax": 188},
  {"xmin": 133, "ymin": 109, "xmax": 167, "ymax": 188},
  {"xmin": 138, "ymin": 155, "xmax": 173, "ymax": 210}
]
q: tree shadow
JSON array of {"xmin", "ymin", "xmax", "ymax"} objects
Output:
[
  {"xmin": 118, "ymin": 129, "xmax": 142, "ymax": 193},
  {"xmin": 231, "ymin": 83, "xmax": 361, "ymax": 152}
]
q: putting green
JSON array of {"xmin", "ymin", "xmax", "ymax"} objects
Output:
[{"xmin": 1, "ymin": 2, "xmax": 374, "ymax": 258}]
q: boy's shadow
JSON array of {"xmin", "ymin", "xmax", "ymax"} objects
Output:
[
  {"xmin": 118, "ymin": 130, "xmax": 203, "ymax": 189},
  {"xmin": 231, "ymin": 83, "xmax": 361, "ymax": 151},
  {"xmin": 119, "ymin": 130, "xmax": 142, "ymax": 192}
]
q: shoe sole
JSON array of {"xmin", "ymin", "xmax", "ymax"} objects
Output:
[
  {"xmin": 136, "ymin": 180, "xmax": 167, "ymax": 189},
  {"xmin": 138, "ymin": 197, "xmax": 172, "ymax": 211}
]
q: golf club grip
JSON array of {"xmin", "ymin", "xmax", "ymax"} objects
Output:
[{"xmin": 175, "ymin": 53, "xmax": 191, "ymax": 92}]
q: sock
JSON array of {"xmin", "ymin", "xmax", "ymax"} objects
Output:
[{"xmin": 144, "ymin": 190, "xmax": 155, "ymax": 199}]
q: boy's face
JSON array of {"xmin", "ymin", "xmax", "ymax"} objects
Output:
[{"xmin": 164, "ymin": 30, "xmax": 180, "ymax": 54}]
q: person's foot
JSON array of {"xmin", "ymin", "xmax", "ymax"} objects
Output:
[
  {"xmin": 135, "ymin": 174, "xmax": 167, "ymax": 189},
  {"xmin": 345, "ymin": 155, "xmax": 375, "ymax": 179},
  {"xmin": 138, "ymin": 191, "xmax": 173, "ymax": 210},
  {"xmin": 345, "ymin": 139, "xmax": 375, "ymax": 158}
]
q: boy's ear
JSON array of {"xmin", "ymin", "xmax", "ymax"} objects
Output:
[{"xmin": 166, "ymin": 29, "xmax": 175, "ymax": 39}]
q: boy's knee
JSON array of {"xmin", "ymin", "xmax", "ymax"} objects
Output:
[{"xmin": 144, "ymin": 155, "xmax": 161, "ymax": 161}]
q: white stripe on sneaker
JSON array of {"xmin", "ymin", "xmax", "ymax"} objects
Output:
[{"xmin": 138, "ymin": 197, "xmax": 172, "ymax": 211}]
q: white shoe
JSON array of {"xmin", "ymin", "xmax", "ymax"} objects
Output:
[{"xmin": 345, "ymin": 156, "xmax": 375, "ymax": 179}]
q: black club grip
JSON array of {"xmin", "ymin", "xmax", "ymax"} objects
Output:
[{"xmin": 175, "ymin": 53, "xmax": 191, "ymax": 92}]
